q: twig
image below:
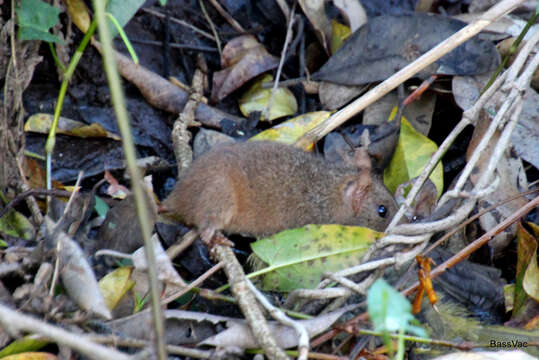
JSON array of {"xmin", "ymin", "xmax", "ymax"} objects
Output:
[
  {"xmin": 171, "ymin": 57, "xmax": 205, "ymax": 177},
  {"xmin": 142, "ymin": 7, "xmax": 215, "ymax": 41},
  {"xmin": 207, "ymin": 0, "xmax": 245, "ymax": 33},
  {"xmin": 213, "ymin": 244, "xmax": 290, "ymax": 360},
  {"xmin": 295, "ymin": 0, "xmax": 527, "ymax": 148},
  {"xmin": 93, "ymin": 1, "xmax": 167, "ymax": 359},
  {"xmin": 89, "ymin": 334, "xmax": 212, "ymax": 359},
  {"xmin": 285, "ymin": 288, "xmax": 352, "ymax": 308},
  {"xmin": 266, "ymin": 6, "xmax": 296, "ymax": 120},
  {"xmin": 0, "ymin": 188, "xmax": 72, "ymax": 219},
  {"xmin": 50, "ymin": 172, "xmax": 83, "ymax": 297},
  {"xmin": 166, "ymin": 229, "xmax": 198, "ymax": 259},
  {"xmin": 389, "ymin": 41, "xmax": 538, "ymax": 237},
  {"xmin": 274, "ymin": 0, "xmax": 291, "ymax": 23},
  {"xmin": 198, "ymin": 0, "xmax": 222, "ymax": 57},
  {"xmin": 402, "ymin": 194, "xmax": 539, "ymax": 297},
  {"xmin": 130, "ymin": 38, "xmax": 218, "ymax": 52},
  {"xmin": 423, "ymin": 188, "xmax": 539, "ymax": 256},
  {"xmin": 324, "ymin": 273, "xmax": 375, "ymax": 296},
  {"xmin": 0, "ymin": 304, "xmax": 132, "ymax": 360},
  {"xmin": 162, "ymin": 262, "xmax": 224, "ymax": 305},
  {"xmin": 246, "ymin": 279, "xmax": 309, "ymax": 360}
]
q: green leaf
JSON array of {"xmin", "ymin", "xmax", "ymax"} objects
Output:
[
  {"xmin": 0, "ymin": 335, "xmax": 49, "ymax": 357},
  {"xmin": 94, "ymin": 195, "xmax": 110, "ymax": 220},
  {"xmin": 0, "ymin": 209, "xmax": 34, "ymax": 240},
  {"xmin": 250, "ymin": 224, "xmax": 382, "ymax": 291},
  {"xmin": 384, "ymin": 109, "xmax": 443, "ymax": 197},
  {"xmin": 16, "ymin": 0, "xmax": 61, "ymax": 43},
  {"xmin": 367, "ymin": 279, "xmax": 427, "ymax": 337},
  {"xmin": 106, "ymin": 0, "xmax": 145, "ymax": 38}
]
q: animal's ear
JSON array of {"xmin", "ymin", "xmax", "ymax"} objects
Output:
[
  {"xmin": 344, "ymin": 170, "xmax": 372, "ymax": 216},
  {"xmin": 352, "ymin": 130, "xmax": 373, "ymax": 172}
]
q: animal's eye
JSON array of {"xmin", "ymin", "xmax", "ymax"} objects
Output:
[{"xmin": 377, "ymin": 205, "xmax": 388, "ymax": 218}]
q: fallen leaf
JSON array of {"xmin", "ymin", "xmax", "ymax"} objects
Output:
[
  {"xmin": 202, "ymin": 306, "xmax": 353, "ymax": 348},
  {"xmin": 0, "ymin": 336, "xmax": 49, "ymax": 358},
  {"xmin": 298, "ymin": 0, "xmax": 332, "ymax": 54},
  {"xmin": 65, "ymin": 0, "xmax": 90, "ymax": 33},
  {"xmin": 330, "ymin": 19, "xmax": 351, "ymax": 54},
  {"xmin": 314, "ymin": 13, "xmax": 500, "ymax": 85},
  {"xmin": 332, "ymin": 0, "xmax": 367, "ymax": 32},
  {"xmin": 44, "ymin": 217, "xmax": 111, "ymax": 319},
  {"xmin": 0, "ymin": 209, "xmax": 34, "ymax": 240},
  {"xmin": 0, "ymin": 352, "xmax": 57, "ymax": 360},
  {"xmin": 250, "ymin": 111, "xmax": 331, "ymax": 150},
  {"xmin": 239, "ymin": 74, "xmax": 298, "ymax": 121},
  {"xmin": 250, "ymin": 224, "xmax": 382, "ymax": 291},
  {"xmin": 384, "ymin": 110, "xmax": 443, "ymax": 197},
  {"xmin": 24, "ymin": 113, "xmax": 121, "ymax": 140},
  {"xmin": 212, "ymin": 35, "xmax": 279, "ymax": 102},
  {"xmin": 99, "ymin": 267, "xmax": 135, "ymax": 311}
]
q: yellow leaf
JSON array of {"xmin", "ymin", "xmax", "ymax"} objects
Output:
[
  {"xmin": 384, "ymin": 107, "xmax": 443, "ymax": 197},
  {"xmin": 1, "ymin": 352, "xmax": 56, "ymax": 360},
  {"xmin": 331, "ymin": 19, "xmax": 351, "ymax": 54},
  {"xmin": 98, "ymin": 267, "xmax": 135, "ymax": 311},
  {"xmin": 65, "ymin": 0, "xmax": 91, "ymax": 33},
  {"xmin": 239, "ymin": 74, "xmax": 297, "ymax": 121},
  {"xmin": 24, "ymin": 113, "xmax": 121, "ymax": 140},
  {"xmin": 250, "ymin": 111, "xmax": 331, "ymax": 151}
]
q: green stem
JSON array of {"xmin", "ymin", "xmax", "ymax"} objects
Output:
[
  {"xmin": 45, "ymin": 19, "xmax": 98, "ymax": 190},
  {"xmin": 92, "ymin": 1, "xmax": 167, "ymax": 359},
  {"xmin": 105, "ymin": 12, "xmax": 139, "ymax": 64},
  {"xmin": 481, "ymin": 9, "xmax": 538, "ymax": 94}
]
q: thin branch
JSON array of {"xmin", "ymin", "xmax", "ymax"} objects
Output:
[
  {"xmin": 402, "ymin": 194, "xmax": 539, "ymax": 297},
  {"xmin": 295, "ymin": 0, "xmax": 527, "ymax": 148},
  {"xmin": 0, "ymin": 304, "xmax": 132, "ymax": 360},
  {"xmin": 207, "ymin": 0, "xmax": 245, "ymax": 33},
  {"xmin": 142, "ymin": 7, "xmax": 215, "ymax": 41},
  {"xmin": 246, "ymin": 279, "xmax": 309, "ymax": 360}
]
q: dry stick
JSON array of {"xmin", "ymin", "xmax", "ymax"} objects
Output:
[
  {"xmin": 0, "ymin": 188, "xmax": 72, "ymax": 219},
  {"xmin": 213, "ymin": 245, "xmax": 290, "ymax": 360},
  {"xmin": 207, "ymin": 0, "xmax": 245, "ymax": 33},
  {"xmin": 162, "ymin": 261, "xmax": 224, "ymax": 305},
  {"xmin": 166, "ymin": 229, "xmax": 198, "ymax": 259},
  {"xmin": 295, "ymin": 0, "xmax": 526, "ymax": 149},
  {"xmin": 275, "ymin": 0, "xmax": 291, "ymax": 23},
  {"xmin": 89, "ymin": 334, "xmax": 212, "ymax": 359},
  {"xmin": 49, "ymin": 172, "xmax": 83, "ymax": 297},
  {"xmin": 399, "ymin": 49, "xmax": 539, "ymax": 294},
  {"xmin": 246, "ymin": 279, "xmax": 309, "ymax": 360},
  {"xmin": 142, "ymin": 8, "xmax": 215, "ymax": 41},
  {"xmin": 390, "ymin": 19, "xmax": 539, "ymax": 232},
  {"xmin": 266, "ymin": 5, "xmax": 296, "ymax": 120},
  {"xmin": 423, "ymin": 188, "xmax": 539, "ymax": 256},
  {"xmin": 171, "ymin": 63, "xmax": 204, "ymax": 177},
  {"xmin": 0, "ymin": 304, "xmax": 132, "ymax": 360},
  {"xmin": 402, "ymin": 194, "xmax": 539, "ymax": 297},
  {"xmin": 199, "ymin": 0, "xmax": 222, "ymax": 57}
]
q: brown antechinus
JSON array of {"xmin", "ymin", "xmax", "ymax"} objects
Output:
[{"xmin": 159, "ymin": 141, "xmax": 397, "ymax": 243}]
